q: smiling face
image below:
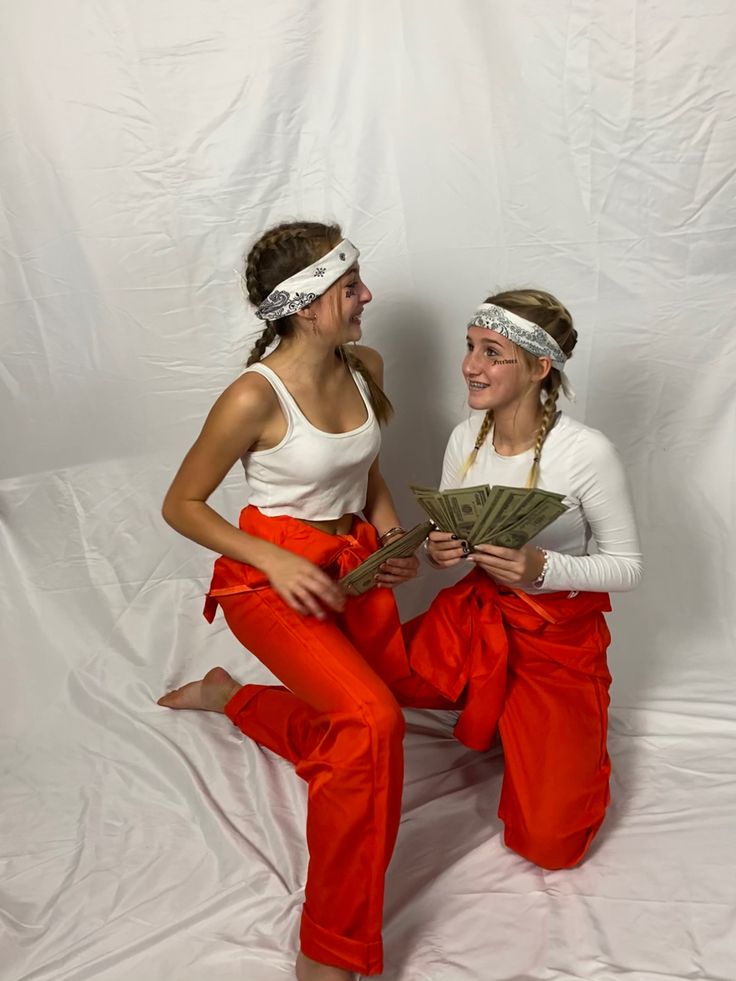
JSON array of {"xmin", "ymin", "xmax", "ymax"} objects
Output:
[
  {"xmin": 307, "ymin": 264, "xmax": 372, "ymax": 343},
  {"xmin": 463, "ymin": 323, "xmax": 554, "ymax": 414},
  {"xmin": 339, "ymin": 264, "xmax": 372, "ymax": 340},
  {"xmin": 462, "ymin": 325, "xmax": 535, "ymax": 411}
]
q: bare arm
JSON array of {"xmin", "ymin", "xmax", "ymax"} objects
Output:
[
  {"xmin": 163, "ymin": 375, "xmax": 276, "ymax": 564},
  {"xmin": 162, "ymin": 375, "xmax": 345, "ymax": 617},
  {"xmin": 363, "ymin": 455, "xmax": 403, "ymax": 537}
]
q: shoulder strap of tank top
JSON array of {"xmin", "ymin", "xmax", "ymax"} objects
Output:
[
  {"xmin": 242, "ymin": 363, "xmax": 299, "ymax": 419},
  {"xmin": 348, "ymin": 364, "xmax": 376, "ymax": 421}
]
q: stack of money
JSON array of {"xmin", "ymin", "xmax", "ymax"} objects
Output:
[
  {"xmin": 410, "ymin": 484, "xmax": 567, "ymax": 550},
  {"xmin": 339, "ymin": 521, "xmax": 433, "ymax": 596}
]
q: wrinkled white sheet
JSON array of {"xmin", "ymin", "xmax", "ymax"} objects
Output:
[{"xmin": 2, "ymin": 2, "xmax": 735, "ymax": 979}]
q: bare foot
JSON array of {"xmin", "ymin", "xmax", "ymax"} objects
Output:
[
  {"xmin": 295, "ymin": 951, "xmax": 354, "ymax": 981},
  {"xmin": 157, "ymin": 666, "xmax": 240, "ymax": 713}
]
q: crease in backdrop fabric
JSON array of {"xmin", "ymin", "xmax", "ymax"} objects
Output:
[{"xmin": 1, "ymin": 1, "xmax": 735, "ymax": 979}]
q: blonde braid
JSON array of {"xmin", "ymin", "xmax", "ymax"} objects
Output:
[
  {"xmin": 460, "ymin": 410, "xmax": 494, "ymax": 478},
  {"xmin": 527, "ymin": 383, "xmax": 560, "ymax": 488},
  {"xmin": 481, "ymin": 288, "xmax": 576, "ymax": 488}
]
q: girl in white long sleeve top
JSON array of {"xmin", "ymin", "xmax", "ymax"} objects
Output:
[
  {"xmin": 409, "ymin": 288, "xmax": 642, "ymax": 871},
  {"xmin": 438, "ymin": 410, "xmax": 642, "ymax": 594}
]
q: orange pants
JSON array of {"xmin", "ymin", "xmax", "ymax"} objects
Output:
[
  {"xmin": 205, "ymin": 507, "xmax": 612, "ymax": 974},
  {"xmin": 406, "ymin": 570, "xmax": 613, "ymax": 870},
  {"xmin": 206, "ymin": 508, "xmax": 451, "ymax": 974}
]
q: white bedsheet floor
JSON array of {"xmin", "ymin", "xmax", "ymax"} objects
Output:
[{"xmin": 4, "ymin": 686, "xmax": 735, "ymax": 981}]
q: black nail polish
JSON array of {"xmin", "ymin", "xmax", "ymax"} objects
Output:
[{"xmin": 451, "ymin": 535, "xmax": 459, "ymax": 540}]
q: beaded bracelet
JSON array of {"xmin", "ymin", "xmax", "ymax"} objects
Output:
[
  {"xmin": 531, "ymin": 548, "xmax": 549, "ymax": 588},
  {"xmin": 378, "ymin": 525, "xmax": 406, "ymax": 546}
]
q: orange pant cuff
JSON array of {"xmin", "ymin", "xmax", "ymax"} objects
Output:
[
  {"xmin": 300, "ymin": 907, "xmax": 384, "ymax": 975},
  {"xmin": 223, "ymin": 683, "xmax": 262, "ymax": 722}
]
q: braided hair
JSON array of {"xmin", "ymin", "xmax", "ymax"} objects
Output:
[
  {"xmin": 463, "ymin": 289, "xmax": 577, "ymax": 487},
  {"xmin": 243, "ymin": 221, "xmax": 393, "ymax": 424}
]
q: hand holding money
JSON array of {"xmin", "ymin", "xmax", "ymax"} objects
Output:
[
  {"xmin": 466, "ymin": 541, "xmax": 546, "ymax": 586},
  {"xmin": 339, "ymin": 521, "xmax": 433, "ymax": 596},
  {"xmin": 424, "ymin": 530, "xmax": 468, "ymax": 570},
  {"xmin": 373, "ymin": 551, "xmax": 420, "ymax": 588},
  {"xmin": 411, "ymin": 483, "xmax": 567, "ymax": 551}
]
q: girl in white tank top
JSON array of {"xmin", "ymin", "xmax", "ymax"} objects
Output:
[
  {"xmin": 240, "ymin": 361, "xmax": 381, "ymax": 521},
  {"xmin": 156, "ymin": 221, "xmax": 423, "ymax": 981}
]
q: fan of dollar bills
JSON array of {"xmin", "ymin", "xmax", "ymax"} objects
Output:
[
  {"xmin": 410, "ymin": 483, "xmax": 567, "ymax": 550},
  {"xmin": 339, "ymin": 521, "xmax": 434, "ymax": 596},
  {"xmin": 338, "ymin": 483, "xmax": 567, "ymax": 597}
]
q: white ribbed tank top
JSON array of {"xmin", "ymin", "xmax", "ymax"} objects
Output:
[{"xmin": 241, "ymin": 362, "xmax": 381, "ymax": 521}]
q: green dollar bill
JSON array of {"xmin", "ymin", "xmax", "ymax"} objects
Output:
[
  {"xmin": 472, "ymin": 486, "xmax": 566, "ymax": 542},
  {"xmin": 410, "ymin": 482, "xmax": 568, "ymax": 552},
  {"xmin": 410, "ymin": 485, "xmax": 451, "ymax": 530},
  {"xmin": 489, "ymin": 498, "xmax": 568, "ymax": 548},
  {"xmin": 442, "ymin": 485, "xmax": 491, "ymax": 538},
  {"xmin": 340, "ymin": 521, "xmax": 433, "ymax": 595},
  {"xmin": 412, "ymin": 484, "xmax": 492, "ymax": 538},
  {"xmin": 470, "ymin": 486, "xmax": 530, "ymax": 542}
]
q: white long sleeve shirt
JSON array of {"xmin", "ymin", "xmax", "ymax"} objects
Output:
[{"xmin": 439, "ymin": 412, "xmax": 643, "ymax": 594}]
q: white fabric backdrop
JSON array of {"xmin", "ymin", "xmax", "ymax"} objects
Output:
[{"xmin": 2, "ymin": 2, "xmax": 735, "ymax": 979}]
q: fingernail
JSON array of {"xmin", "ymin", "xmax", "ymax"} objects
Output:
[{"xmin": 451, "ymin": 535, "xmax": 459, "ymax": 540}]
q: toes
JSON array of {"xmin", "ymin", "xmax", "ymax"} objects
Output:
[{"xmin": 157, "ymin": 689, "xmax": 184, "ymax": 707}]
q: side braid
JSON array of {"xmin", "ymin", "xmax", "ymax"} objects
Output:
[
  {"xmin": 482, "ymin": 288, "xmax": 577, "ymax": 488},
  {"xmin": 246, "ymin": 322, "xmax": 278, "ymax": 366},
  {"xmin": 243, "ymin": 223, "xmax": 324, "ymax": 307},
  {"xmin": 527, "ymin": 383, "xmax": 560, "ymax": 488},
  {"xmin": 460, "ymin": 410, "xmax": 494, "ymax": 478},
  {"xmin": 242, "ymin": 221, "xmax": 341, "ymax": 367},
  {"xmin": 243, "ymin": 236, "xmax": 269, "ymax": 306}
]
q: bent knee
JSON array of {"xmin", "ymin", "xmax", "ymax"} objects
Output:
[
  {"xmin": 323, "ymin": 690, "xmax": 404, "ymax": 747},
  {"xmin": 321, "ymin": 695, "xmax": 404, "ymax": 770},
  {"xmin": 504, "ymin": 821, "xmax": 604, "ymax": 870},
  {"xmin": 362, "ymin": 695, "xmax": 405, "ymax": 742}
]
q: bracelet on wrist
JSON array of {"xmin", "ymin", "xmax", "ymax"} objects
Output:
[
  {"xmin": 422, "ymin": 537, "xmax": 443, "ymax": 567},
  {"xmin": 531, "ymin": 548, "xmax": 549, "ymax": 588},
  {"xmin": 378, "ymin": 525, "xmax": 406, "ymax": 546}
]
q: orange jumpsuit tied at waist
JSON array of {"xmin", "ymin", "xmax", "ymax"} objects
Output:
[
  {"xmin": 406, "ymin": 568, "xmax": 613, "ymax": 870},
  {"xmin": 203, "ymin": 506, "xmax": 448, "ymax": 974},
  {"xmin": 203, "ymin": 506, "xmax": 614, "ymax": 975},
  {"xmin": 204, "ymin": 503, "xmax": 413, "ymax": 683}
]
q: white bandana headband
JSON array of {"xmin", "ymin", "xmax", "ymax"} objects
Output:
[
  {"xmin": 255, "ymin": 239, "xmax": 360, "ymax": 321},
  {"xmin": 468, "ymin": 302, "xmax": 575, "ymax": 399}
]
